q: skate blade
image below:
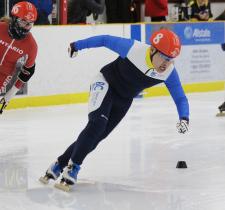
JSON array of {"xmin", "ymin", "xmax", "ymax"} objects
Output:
[
  {"xmin": 39, "ymin": 176, "xmax": 50, "ymax": 185},
  {"xmin": 216, "ymin": 112, "xmax": 225, "ymax": 117},
  {"xmin": 54, "ymin": 182, "xmax": 71, "ymax": 192}
]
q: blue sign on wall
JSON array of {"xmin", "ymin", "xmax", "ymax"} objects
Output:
[
  {"xmin": 174, "ymin": 22, "xmax": 224, "ymax": 45},
  {"xmin": 131, "ymin": 24, "xmax": 141, "ymax": 41},
  {"xmin": 138, "ymin": 22, "xmax": 225, "ymax": 45}
]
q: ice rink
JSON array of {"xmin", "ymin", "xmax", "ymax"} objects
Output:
[{"xmin": 0, "ymin": 91, "xmax": 225, "ymax": 210}]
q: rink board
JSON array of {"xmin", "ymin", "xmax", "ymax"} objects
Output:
[{"xmin": 6, "ymin": 22, "xmax": 225, "ymax": 110}]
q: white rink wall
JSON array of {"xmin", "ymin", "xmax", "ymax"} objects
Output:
[
  {"xmin": 28, "ymin": 23, "xmax": 225, "ymax": 97},
  {"xmin": 30, "ymin": 24, "xmax": 124, "ymax": 96}
]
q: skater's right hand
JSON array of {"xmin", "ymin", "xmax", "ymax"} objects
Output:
[
  {"xmin": 176, "ymin": 118, "xmax": 189, "ymax": 134},
  {"xmin": 0, "ymin": 97, "xmax": 8, "ymax": 114},
  {"xmin": 68, "ymin": 43, "xmax": 78, "ymax": 58}
]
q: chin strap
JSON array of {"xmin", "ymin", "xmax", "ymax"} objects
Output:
[{"xmin": 150, "ymin": 49, "xmax": 158, "ymax": 62}]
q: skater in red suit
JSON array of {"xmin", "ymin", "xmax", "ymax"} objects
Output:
[{"xmin": 0, "ymin": 1, "xmax": 38, "ymax": 113}]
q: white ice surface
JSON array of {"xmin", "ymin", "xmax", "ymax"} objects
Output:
[{"xmin": 0, "ymin": 91, "xmax": 225, "ymax": 210}]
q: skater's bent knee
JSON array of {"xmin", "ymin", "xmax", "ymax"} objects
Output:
[{"xmin": 86, "ymin": 115, "xmax": 108, "ymax": 136}]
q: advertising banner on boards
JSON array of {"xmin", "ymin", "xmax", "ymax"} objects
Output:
[{"xmin": 130, "ymin": 22, "xmax": 225, "ymax": 84}]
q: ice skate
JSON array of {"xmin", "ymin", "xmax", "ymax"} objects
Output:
[
  {"xmin": 216, "ymin": 102, "xmax": 225, "ymax": 117},
  {"xmin": 39, "ymin": 161, "xmax": 62, "ymax": 184},
  {"xmin": 54, "ymin": 160, "xmax": 80, "ymax": 192}
]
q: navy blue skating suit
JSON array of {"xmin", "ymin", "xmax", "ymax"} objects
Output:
[{"xmin": 58, "ymin": 35, "xmax": 189, "ymax": 167}]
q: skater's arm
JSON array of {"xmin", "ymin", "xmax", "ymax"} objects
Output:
[
  {"xmin": 0, "ymin": 64, "xmax": 36, "ymax": 114},
  {"xmin": 70, "ymin": 35, "xmax": 135, "ymax": 58},
  {"xmin": 165, "ymin": 69, "xmax": 189, "ymax": 120}
]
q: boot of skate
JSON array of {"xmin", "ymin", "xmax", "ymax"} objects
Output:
[
  {"xmin": 39, "ymin": 161, "xmax": 63, "ymax": 184},
  {"xmin": 62, "ymin": 159, "xmax": 80, "ymax": 185},
  {"xmin": 45, "ymin": 161, "xmax": 62, "ymax": 180}
]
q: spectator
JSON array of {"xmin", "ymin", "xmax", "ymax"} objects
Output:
[
  {"xmin": 28, "ymin": 0, "xmax": 53, "ymax": 25},
  {"xmin": 0, "ymin": 1, "xmax": 5, "ymax": 18},
  {"xmin": 105, "ymin": 0, "xmax": 139, "ymax": 23},
  {"xmin": 9, "ymin": 0, "xmax": 53, "ymax": 25},
  {"xmin": 67, "ymin": 0, "xmax": 105, "ymax": 24},
  {"xmin": 145, "ymin": 0, "xmax": 168, "ymax": 22},
  {"xmin": 215, "ymin": 9, "xmax": 225, "ymax": 21},
  {"xmin": 189, "ymin": 0, "xmax": 213, "ymax": 21}
]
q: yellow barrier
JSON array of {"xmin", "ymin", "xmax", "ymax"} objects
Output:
[{"xmin": 6, "ymin": 81, "xmax": 225, "ymax": 110}]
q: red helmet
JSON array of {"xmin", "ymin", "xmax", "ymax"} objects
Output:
[
  {"xmin": 11, "ymin": 1, "xmax": 37, "ymax": 22},
  {"xmin": 150, "ymin": 29, "xmax": 181, "ymax": 58}
]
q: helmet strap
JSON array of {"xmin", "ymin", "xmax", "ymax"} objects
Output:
[
  {"xmin": 8, "ymin": 17, "xmax": 29, "ymax": 40},
  {"xmin": 150, "ymin": 48, "xmax": 158, "ymax": 62}
]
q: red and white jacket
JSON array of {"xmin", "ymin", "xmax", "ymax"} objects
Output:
[
  {"xmin": 145, "ymin": 0, "xmax": 168, "ymax": 17},
  {"xmin": 0, "ymin": 21, "xmax": 37, "ymax": 90}
]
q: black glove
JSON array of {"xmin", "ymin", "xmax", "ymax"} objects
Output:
[
  {"xmin": 221, "ymin": 43, "xmax": 225, "ymax": 51},
  {"xmin": 68, "ymin": 43, "xmax": 78, "ymax": 58},
  {"xmin": 0, "ymin": 97, "xmax": 8, "ymax": 114}
]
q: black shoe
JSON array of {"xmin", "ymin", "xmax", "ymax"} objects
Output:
[{"xmin": 218, "ymin": 102, "xmax": 225, "ymax": 112}]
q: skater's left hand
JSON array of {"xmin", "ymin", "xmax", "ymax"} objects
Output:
[
  {"xmin": 176, "ymin": 118, "xmax": 189, "ymax": 134},
  {"xmin": 68, "ymin": 43, "xmax": 78, "ymax": 58},
  {"xmin": 0, "ymin": 97, "xmax": 8, "ymax": 114}
]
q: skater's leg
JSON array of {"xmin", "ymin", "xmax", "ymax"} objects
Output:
[
  {"xmin": 71, "ymin": 93, "xmax": 133, "ymax": 165},
  {"xmin": 58, "ymin": 73, "xmax": 112, "ymax": 166},
  {"xmin": 100, "ymin": 95, "xmax": 133, "ymax": 140},
  {"xmin": 57, "ymin": 142, "xmax": 77, "ymax": 168},
  {"xmin": 59, "ymin": 93, "xmax": 133, "ymax": 186},
  {"xmin": 57, "ymin": 74, "xmax": 114, "ymax": 185},
  {"xmin": 57, "ymin": 100, "xmax": 132, "ymax": 169},
  {"xmin": 70, "ymin": 90, "xmax": 114, "ymax": 165}
]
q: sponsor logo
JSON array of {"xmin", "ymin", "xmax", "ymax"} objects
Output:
[
  {"xmin": 101, "ymin": 114, "xmax": 108, "ymax": 121},
  {"xmin": 145, "ymin": 68, "xmax": 157, "ymax": 77},
  {"xmin": 149, "ymin": 71, "xmax": 157, "ymax": 77},
  {"xmin": 0, "ymin": 39, "xmax": 24, "ymax": 55},
  {"xmin": 184, "ymin": 27, "xmax": 193, "ymax": 39},
  {"xmin": 91, "ymin": 82, "xmax": 105, "ymax": 91},
  {"xmin": 184, "ymin": 26, "xmax": 211, "ymax": 40},
  {"xmin": 193, "ymin": 29, "xmax": 211, "ymax": 38}
]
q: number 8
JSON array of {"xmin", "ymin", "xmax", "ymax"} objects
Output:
[{"xmin": 153, "ymin": 33, "xmax": 163, "ymax": 44}]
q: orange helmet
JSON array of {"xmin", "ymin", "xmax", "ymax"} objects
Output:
[
  {"xmin": 11, "ymin": 1, "xmax": 37, "ymax": 22},
  {"xmin": 150, "ymin": 29, "xmax": 181, "ymax": 58},
  {"xmin": 9, "ymin": 1, "xmax": 37, "ymax": 39}
]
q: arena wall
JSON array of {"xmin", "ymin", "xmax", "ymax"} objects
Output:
[{"xmin": 7, "ymin": 22, "xmax": 225, "ymax": 109}]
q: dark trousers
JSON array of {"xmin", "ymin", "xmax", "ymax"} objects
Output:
[
  {"xmin": 0, "ymin": 1, "xmax": 5, "ymax": 17},
  {"xmin": 105, "ymin": 0, "xmax": 133, "ymax": 23},
  {"xmin": 35, "ymin": 11, "xmax": 50, "ymax": 25},
  {"xmin": 151, "ymin": 16, "xmax": 166, "ymax": 22},
  {"xmin": 58, "ymin": 86, "xmax": 133, "ymax": 167}
]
